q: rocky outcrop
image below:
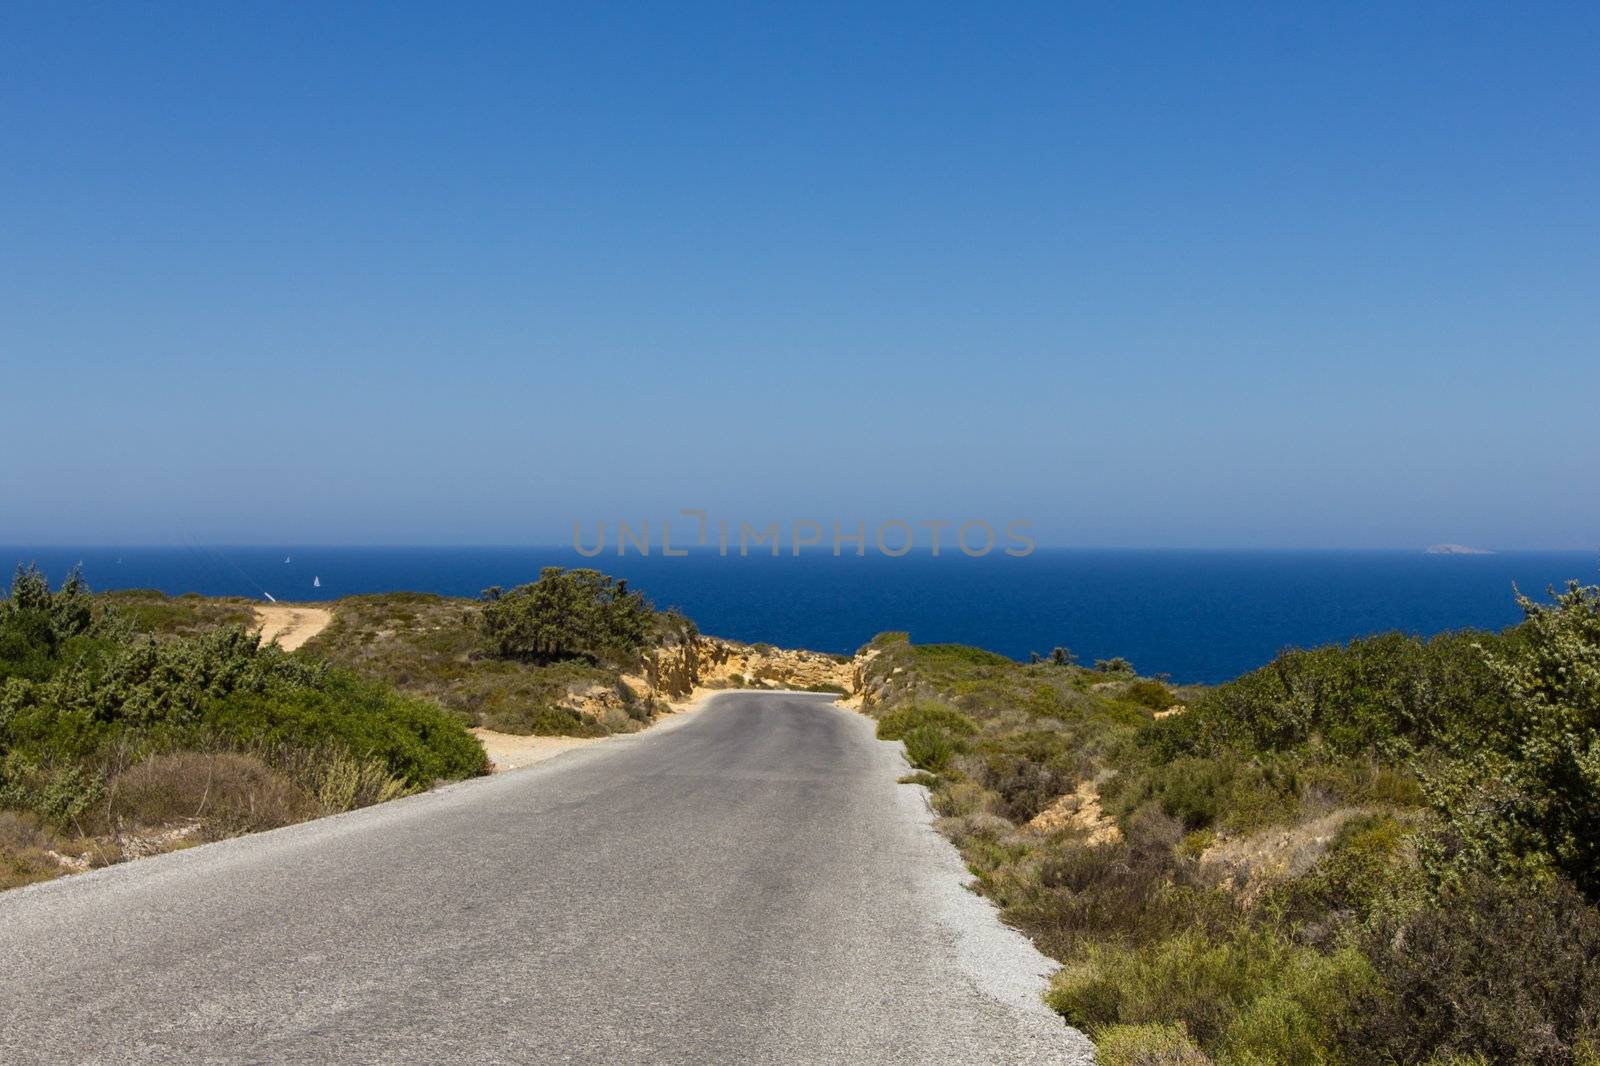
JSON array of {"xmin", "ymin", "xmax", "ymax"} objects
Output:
[
  {"xmin": 560, "ymin": 682, "xmax": 645, "ymax": 733},
  {"xmin": 1200, "ymin": 808, "xmax": 1366, "ymax": 904},
  {"xmin": 852, "ymin": 648, "xmax": 887, "ymax": 707},
  {"xmin": 642, "ymin": 636, "xmax": 856, "ymax": 699},
  {"xmin": 1024, "ymin": 779, "xmax": 1123, "ymax": 846}
]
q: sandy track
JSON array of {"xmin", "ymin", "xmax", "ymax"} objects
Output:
[
  {"xmin": 251, "ymin": 604, "xmax": 333, "ymax": 651},
  {"xmin": 472, "ymin": 685, "xmax": 726, "ymax": 771}
]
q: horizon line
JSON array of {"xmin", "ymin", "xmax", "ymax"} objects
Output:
[{"xmin": 4, "ymin": 543, "xmax": 1597, "ymax": 555}]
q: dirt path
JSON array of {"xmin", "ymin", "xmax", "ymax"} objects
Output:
[
  {"xmin": 251, "ymin": 604, "xmax": 334, "ymax": 651},
  {"xmin": 469, "ymin": 730, "xmax": 601, "ymax": 771}
]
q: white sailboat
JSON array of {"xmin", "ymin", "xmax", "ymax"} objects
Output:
[
  {"xmin": 313, "ymin": 576, "xmax": 321, "ymax": 589},
  {"xmin": 284, "ymin": 556, "xmax": 292, "ymax": 564}
]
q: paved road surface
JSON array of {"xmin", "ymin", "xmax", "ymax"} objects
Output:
[{"xmin": 0, "ymin": 692, "xmax": 1092, "ymax": 1064}]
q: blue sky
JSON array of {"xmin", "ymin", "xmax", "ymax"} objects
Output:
[{"xmin": 3, "ymin": 3, "xmax": 1596, "ymax": 548}]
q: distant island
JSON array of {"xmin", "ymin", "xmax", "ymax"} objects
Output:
[{"xmin": 1425, "ymin": 543, "xmax": 1495, "ymax": 555}]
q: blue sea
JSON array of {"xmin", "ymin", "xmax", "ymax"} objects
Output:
[{"xmin": 4, "ymin": 547, "xmax": 1596, "ymax": 684}]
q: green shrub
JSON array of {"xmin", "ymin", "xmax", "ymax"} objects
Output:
[
  {"xmin": 1142, "ymin": 756, "xmax": 1238, "ymax": 830},
  {"xmin": 1110, "ymin": 752, "xmax": 1305, "ymax": 834},
  {"xmin": 199, "ymin": 672, "xmax": 487, "ymax": 787},
  {"xmin": 1428, "ymin": 579, "xmax": 1600, "ymax": 898},
  {"xmin": 903, "ymin": 725, "xmax": 956, "ymax": 774},
  {"xmin": 1049, "ymin": 927, "xmax": 1373, "ymax": 1057},
  {"xmin": 1126, "ymin": 679, "xmax": 1176, "ymax": 711},
  {"xmin": 994, "ymin": 810, "xmax": 1237, "ymax": 960},
  {"xmin": 100, "ymin": 590, "xmax": 257, "ymax": 637},
  {"xmin": 1270, "ymin": 812, "xmax": 1423, "ymax": 935},
  {"xmin": 1092, "ymin": 1023, "xmax": 1212, "ymax": 1066},
  {"xmin": 479, "ymin": 567, "xmax": 655, "ymax": 666},
  {"xmin": 1175, "ymin": 629, "xmax": 1508, "ymax": 757},
  {"xmin": 0, "ymin": 759, "xmax": 106, "ymax": 822},
  {"xmin": 912, "ymin": 643, "xmax": 1013, "ymax": 669},
  {"xmin": 875, "ymin": 701, "xmax": 977, "ymax": 741},
  {"xmin": 1218, "ymin": 945, "xmax": 1376, "ymax": 1064}
]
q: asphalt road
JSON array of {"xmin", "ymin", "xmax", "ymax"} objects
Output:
[{"xmin": 0, "ymin": 692, "xmax": 1093, "ymax": 1065}]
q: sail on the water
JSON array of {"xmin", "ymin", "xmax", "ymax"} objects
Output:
[{"xmin": 313, "ymin": 576, "xmax": 321, "ymax": 588}]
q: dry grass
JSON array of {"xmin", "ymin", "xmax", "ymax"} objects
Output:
[
  {"xmin": 311, "ymin": 752, "xmax": 408, "ymax": 812},
  {"xmin": 106, "ymin": 752, "xmax": 315, "ymax": 838},
  {"xmin": 0, "ymin": 811, "xmax": 68, "ymax": 891}
]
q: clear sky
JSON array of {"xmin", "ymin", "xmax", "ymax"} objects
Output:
[{"xmin": 3, "ymin": 3, "xmax": 1597, "ymax": 548}]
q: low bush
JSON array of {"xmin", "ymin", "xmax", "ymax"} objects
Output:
[
  {"xmin": 1356, "ymin": 875, "xmax": 1600, "ymax": 1065},
  {"xmin": 912, "ymin": 643, "xmax": 1013, "ymax": 669},
  {"xmin": 1269, "ymin": 812, "xmax": 1423, "ymax": 938},
  {"xmin": 931, "ymin": 779, "xmax": 1000, "ymax": 818},
  {"xmin": 1092, "ymin": 1023, "xmax": 1212, "ymax": 1066},
  {"xmin": 1049, "ymin": 927, "xmax": 1374, "ymax": 1057},
  {"xmin": 1110, "ymin": 751, "xmax": 1308, "ymax": 835},
  {"xmin": 198, "ymin": 672, "xmax": 487, "ymax": 787},
  {"xmin": 99, "ymin": 590, "xmax": 258, "ymax": 638},
  {"xmin": 308, "ymin": 591, "xmax": 663, "ymax": 738},
  {"xmin": 975, "ymin": 730, "xmax": 1086, "ymax": 822},
  {"xmin": 1125, "ymin": 679, "xmax": 1176, "ymax": 711},
  {"xmin": 903, "ymin": 724, "xmax": 957, "ymax": 774},
  {"xmin": 998, "ymin": 812, "xmax": 1230, "ymax": 959},
  {"xmin": 518, "ymin": 707, "xmax": 607, "ymax": 737},
  {"xmin": 875, "ymin": 701, "xmax": 977, "ymax": 741}
]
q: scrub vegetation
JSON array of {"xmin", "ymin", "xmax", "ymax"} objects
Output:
[
  {"xmin": 861, "ymin": 573, "xmax": 1600, "ymax": 1065},
  {"xmin": 301, "ymin": 568, "xmax": 693, "ymax": 736},
  {"xmin": 0, "ymin": 565, "xmax": 704, "ymax": 889},
  {"xmin": 0, "ymin": 566, "xmax": 486, "ymax": 890}
]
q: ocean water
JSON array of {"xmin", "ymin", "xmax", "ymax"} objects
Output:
[{"xmin": 4, "ymin": 546, "xmax": 1596, "ymax": 684}]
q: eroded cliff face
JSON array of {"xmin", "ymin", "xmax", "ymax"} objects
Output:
[
  {"xmin": 639, "ymin": 636, "xmax": 857, "ymax": 699},
  {"xmin": 852, "ymin": 648, "xmax": 888, "ymax": 707},
  {"xmin": 558, "ymin": 682, "xmax": 646, "ymax": 733}
]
